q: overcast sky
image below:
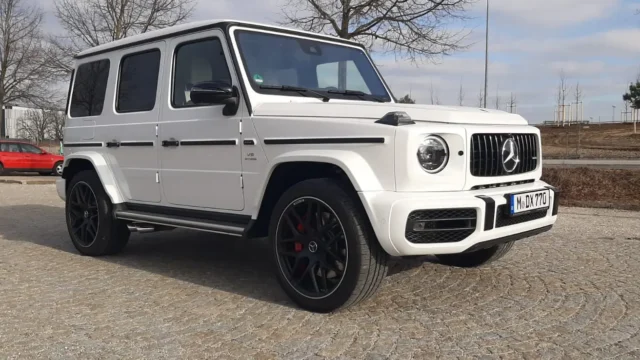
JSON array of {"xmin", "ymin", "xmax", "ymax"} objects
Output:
[{"xmin": 39, "ymin": 0, "xmax": 640, "ymax": 123}]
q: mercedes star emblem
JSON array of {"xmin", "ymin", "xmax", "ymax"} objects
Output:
[{"xmin": 501, "ymin": 137, "xmax": 520, "ymax": 173}]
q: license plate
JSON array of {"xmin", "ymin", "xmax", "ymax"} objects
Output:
[{"xmin": 509, "ymin": 189, "xmax": 550, "ymax": 215}]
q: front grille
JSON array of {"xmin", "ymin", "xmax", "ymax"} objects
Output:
[
  {"xmin": 405, "ymin": 209, "xmax": 477, "ymax": 244},
  {"xmin": 471, "ymin": 179, "xmax": 535, "ymax": 190},
  {"xmin": 470, "ymin": 134, "xmax": 538, "ymax": 177},
  {"xmin": 495, "ymin": 205, "xmax": 548, "ymax": 228}
]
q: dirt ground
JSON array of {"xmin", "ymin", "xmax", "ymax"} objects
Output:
[
  {"xmin": 542, "ymin": 167, "xmax": 640, "ymax": 211},
  {"xmin": 539, "ymin": 122, "xmax": 640, "ymax": 159}
]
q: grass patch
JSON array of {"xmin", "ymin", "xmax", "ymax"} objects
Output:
[{"xmin": 542, "ymin": 168, "xmax": 640, "ymax": 211}]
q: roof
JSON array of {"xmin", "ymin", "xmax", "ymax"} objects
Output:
[{"xmin": 75, "ymin": 19, "xmax": 362, "ymax": 59}]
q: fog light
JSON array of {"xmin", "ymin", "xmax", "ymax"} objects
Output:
[{"xmin": 412, "ymin": 221, "xmax": 432, "ymax": 231}]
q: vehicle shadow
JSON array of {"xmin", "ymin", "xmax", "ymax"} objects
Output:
[{"xmin": 0, "ymin": 204, "xmax": 434, "ymax": 308}]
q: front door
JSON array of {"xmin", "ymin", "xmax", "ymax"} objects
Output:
[
  {"xmin": 18, "ymin": 143, "xmax": 48, "ymax": 170},
  {"xmin": 158, "ymin": 29, "xmax": 244, "ymax": 211}
]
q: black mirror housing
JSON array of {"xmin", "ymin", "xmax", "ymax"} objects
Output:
[{"xmin": 190, "ymin": 81, "xmax": 240, "ymax": 116}]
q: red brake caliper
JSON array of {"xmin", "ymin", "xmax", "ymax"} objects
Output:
[{"xmin": 294, "ymin": 222, "xmax": 305, "ymax": 253}]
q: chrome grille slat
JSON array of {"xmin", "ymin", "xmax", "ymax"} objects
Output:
[{"xmin": 470, "ymin": 133, "xmax": 538, "ymax": 177}]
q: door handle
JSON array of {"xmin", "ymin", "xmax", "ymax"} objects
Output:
[{"xmin": 162, "ymin": 140, "xmax": 180, "ymax": 147}]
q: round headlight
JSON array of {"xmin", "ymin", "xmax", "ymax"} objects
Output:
[{"xmin": 417, "ymin": 135, "xmax": 449, "ymax": 173}]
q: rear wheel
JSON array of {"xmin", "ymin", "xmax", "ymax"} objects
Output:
[
  {"xmin": 270, "ymin": 178, "xmax": 388, "ymax": 313},
  {"xmin": 436, "ymin": 242, "xmax": 515, "ymax": 268},
  {"xmin": 0, "ymin": 162, "xmax": 4, "ymax": 175},
  {"xmin": 65, "ymin": 170, "xmax": 130, "ymax": 256}
]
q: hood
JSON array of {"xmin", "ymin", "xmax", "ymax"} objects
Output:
[{"xmin": 252, "ymin": 101, "xmax": 529, "ymax": 126}]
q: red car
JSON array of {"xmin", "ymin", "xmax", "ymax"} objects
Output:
[{"xmin": 0, "ymin": 140, "xmax": 64, "ymax": 176}]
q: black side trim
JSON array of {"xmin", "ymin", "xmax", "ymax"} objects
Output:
[
  {"xmin": 546, "ymin": 185, "xmax": 561, "ymax": 216},
  {"xmin": 243, "ymin": 139, "xmax": 256, "ymax": 145},
  {"xmin": 476, "ymin": 195, "xmax": 496, "ymax": 231},
  {"xmin": 180, "ymin": 140, "xmax": 237, "ymax": 146},
  {"xmin": 106, "ymin": 141, "xmax": 120, "ymax": 148},
  {"xmin": 124, "ymin": 203, "xmax": 251, "ymax": 225},
  {"xmin": 63, "ymin": 142, "xmax": 103, "ymax": 148},
  {"xmin": 463, "ymin": 225, "xmax": 553, "ymax": 253},
  {"xmin": 120, "ymin": 141, "xmax": 154, "ymax": 147},
  {"xmin": 115, "ymin": 210, "xmax": 246, "ymax": 236},
  {"xmin": 264, "ymin": 137, "xmax": 385, "ymax": 145}
]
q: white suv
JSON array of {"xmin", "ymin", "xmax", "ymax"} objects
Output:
[{"xmin": 57, "ymin": 19, "xmax": 558, "ymax": 312}]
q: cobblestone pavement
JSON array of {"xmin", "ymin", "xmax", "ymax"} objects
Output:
[{"xmin": 2, "ymin": 184, "xmax": 640, "ymax": 360}]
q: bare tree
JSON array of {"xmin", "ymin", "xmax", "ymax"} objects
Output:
[
  {"xmin": 0, "ymin": 0, "xmax": 58, "ymax": 137},
  {"xmin": 47, "ymin": 108, "xmax": 66, "ymax": 140},
  {"xmin": 458, "ymin": 81, "xmax": 465, "ymax": 106},
  {"xmin": 556, "ymin": 70, "xmax": 569, "ymax": 125},
  {"xmin": 280, "ymin": 0, "xmax": 473, "ymax": 63},
  {"xmin": 574, "ymin": 81, "xmax": 583, "ymax": 122},
  {"xmin": 507, "ymin": 92, "xmax": 517, "ymax": 113},
  {"xmin": 477, "ymin": 89, "xmax": 484, "ymax": 108},
  {"xmin": 429, "ymin": 82, "xmax": 440, "ymax": 105},
  {"xmin": 17, "ymin": 109, "xmax": 48, "ymax": 141},
  {"xmin": 52, "ymin": 0, "xmax": 195, "ymax": 72}
]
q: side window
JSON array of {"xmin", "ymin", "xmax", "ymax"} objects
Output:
[
  {"xmin": 172, "ymin": 38, "xmax": 232, "ymax": 108},
  {"xmin": 317, "ymin": 61, "xmax": 371, "ymax": 94},
  {"xmin": 117, "ymin": 49, "xmax": 161, "ymax": 113},
  {"xmin": 70, "ymin": 59, "xmax": 110, "ymax": 117},
  {"xmin": 3, "ymin": 143, "xmax": 21, "ymax": 152},
  {"xmin": 19, "ymin": 144, "xmax": 42, "ymax": 154}
]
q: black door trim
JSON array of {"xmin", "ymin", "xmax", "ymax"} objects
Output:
[
  {"xmin": 119, "ymin": 141, "xmax": 155, "ymax": 147},
  {"xmin": 263, "ymin": 137, "xmax": 385, "ymax": 145},
  {"xmin": 179, "ymin": 139, "xmax": 237, "ymax": 146},
  {"xmin": 63, "ymin": 142, "xmax": 104, "ymax": 148}
]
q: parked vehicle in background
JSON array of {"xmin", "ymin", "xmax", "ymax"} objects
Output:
[
  {"xmin": 0, "ymin": 140, "xmax": 64, "ymax": 176},
  {"xmin": 56, "ymin": 19, "xmax": 559, "ymax": 313}
]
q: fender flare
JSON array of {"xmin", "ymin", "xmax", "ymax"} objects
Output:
[
  {"xmin": 62, "ymin": 152, "xmax": 127, "ymax": 204},
  {"xmin": 252, "ymin": 149, "xmax": 385, "ymax": 216}
]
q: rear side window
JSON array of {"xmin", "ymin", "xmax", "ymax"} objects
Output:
[
  {"xmin": 70, "ymin": 59, "xmax": 110, "ymax": 117},
  {"xmin": 117, "ymin": 49, "xmax": 161, "ymax": 113},
  {"xmin": 1, "ymin": 143, "xmax": 20, "ymax": 152}
]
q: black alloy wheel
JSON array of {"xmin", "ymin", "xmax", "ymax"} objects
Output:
[
  {"xmin": 276, "ymin": 197, "xmax": 348, "ymax": 299},
  {"xmin": 68, "ymin": 181, "xmax": 100, "ymax": 247}
]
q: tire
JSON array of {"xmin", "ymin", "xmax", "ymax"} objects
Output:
[
  {"xmin": 436, "ymin": 242, "xmax": 515, "ymax": 268},
  {"xmin": 0, "ymin": 162, "xmax": 4, "ymax": 175},
  {"xmin": 65, "ymin": 170, "xmax": 130, "ymax": 256},
  {"xmin": 53, "ymin": 161, "xmax": 64, "ymax": 176},
  {"xmin": 269, "ymin": 178, "xmax": 388, "ymax": 313}
]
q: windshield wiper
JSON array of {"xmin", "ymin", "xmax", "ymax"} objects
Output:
[
  {"xmin": 260, "ymin": 85, "xmax": 330, "ymax": 102},
  {"xmin": 327, "ymin": 89, "xmax": 385, "ymax": 103}
]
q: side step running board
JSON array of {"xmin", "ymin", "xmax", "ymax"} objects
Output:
[{"xmin": 115, "ymin": 210, "xmax": 246, "ymax": 237}]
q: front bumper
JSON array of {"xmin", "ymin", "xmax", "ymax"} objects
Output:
[
  {"xmin": 359, "ymin": 180, "xmax": 558, "ymax": 256},
  {"xmin": 56, "ymin": 178, "xmax": 66, "ymax": 201}
]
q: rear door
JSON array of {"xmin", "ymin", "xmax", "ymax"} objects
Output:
[{"xmin": 0, "ymin": 142, "xmax": 26, "ymax": 169}]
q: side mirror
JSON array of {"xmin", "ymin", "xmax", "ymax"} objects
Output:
[{"xmin": 189, "ymin": 81, "xmax": 240, "ymax": 116}]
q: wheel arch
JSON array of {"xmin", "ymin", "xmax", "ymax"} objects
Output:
[
  {"xmin": 246, "ymin": 152, "xmax": 384, "ymax": 238},
  {"xmin": 61, "ymin": 152, "xmax": 126, "ymax": 204}
]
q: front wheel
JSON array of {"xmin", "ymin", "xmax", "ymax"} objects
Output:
[
  {"xmin": 436, "ymin": 242, "xmax": 515, "ymax": 268},
  {"xmin": 269, "ymin": 178, "xmax": 388, "ymax": 313},
  {"xmin": 65, "ymin": 170, "xmax": 130, "ymax": 256}
]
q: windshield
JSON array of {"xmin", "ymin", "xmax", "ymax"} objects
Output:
[{"xmin": 234, "ymin": 30, "xmax": 392, "ymax": 102}]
